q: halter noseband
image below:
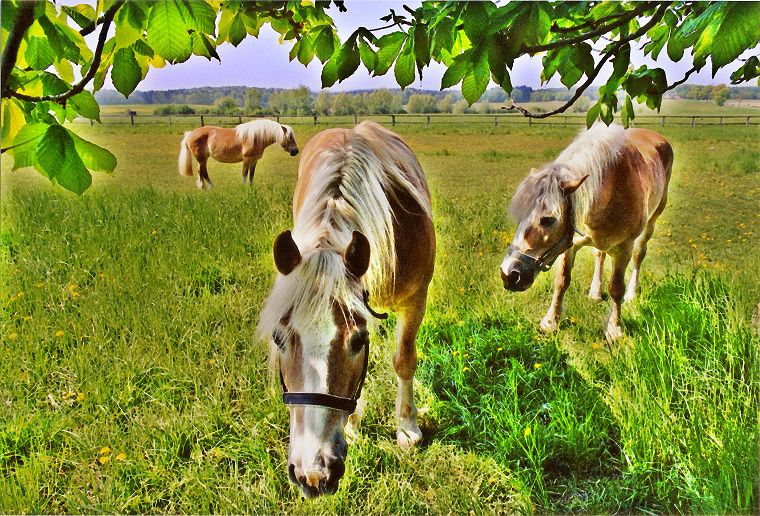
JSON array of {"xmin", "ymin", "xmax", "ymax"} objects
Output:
[
  {"xmin": 280, "ymin": 290, "xmax": 387, "ymax": 413},
  {"xmin": 505, "ymin": 194, "xmax": 585, "ymax": 273}
]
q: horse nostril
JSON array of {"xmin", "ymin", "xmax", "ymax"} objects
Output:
[
  {"xmin": 508, "ymin": 270, "xmax": 521, "ymax": 284},
  {"xmin": 288, "ymin": 463, "xmax": 298, "ymax": 484}
]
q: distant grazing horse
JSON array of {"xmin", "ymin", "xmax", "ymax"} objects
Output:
[
  {"xmin": 500, "ymin": 124, "xmax": 673, "ymax": 342},
  {"xmin": 258, "ymin": 121, "xmax": 435, "ymax": 497},
  {"xmin": 178, "ymin": 118, "xmax": 299, "ymax": 190}
]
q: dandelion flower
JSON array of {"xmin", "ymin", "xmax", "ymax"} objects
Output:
[
  {"xmin": 115, "ymin": 452, "xmax": 126, "ymax": 461},
  {"xmin": 76, "ymin": 392, "xmax": 85, "ymax": 402},
  {"xmin": 99, "ymin": 446, "xmax": 111, "ymax": 455},
  {"xmin": 8, "ymin": 333, "xmax": 18, "ymax": 341},
  {"xmin": 55, "ymin": 330, "xmax": 65, "ymax": 338},
  {"xmin": 98, "ymin": 455, "xmax": 110, "ymax": 464},
  {"xmin": 523, "ymin": 427, "xmax": 532, "ymax": 437},
  {"xmin": 462, "ymin": 367, "xmax": 470, "ymax": 372},
  {"xmin": 534, "ymin": 363, "xmax": 542, "ymax": 370}
]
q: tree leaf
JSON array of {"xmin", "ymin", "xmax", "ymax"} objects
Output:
[
  {"xmin": 9, "ymin": 122, "xmax": 47, "ymax": 171},
  {"xmin": 413, "ymin": 23, "xmax": 431, "ymax": 74},
  {"xmin": 111, "ymin": 47, "xmax": 142, "ymax": 98},
  {"xmin": 321, "ymin": 57, "xmax": 338, "ymax": 88},
  {"xmin": 68, "ymin": 128, "xmax": 117, "ymax": 173},
  {"xmin": 462, "ymin": 2, "xmax": 489, "ymax": 43},
  {"xmin": 146, "ymin": 0, "xmax": 192, "ymax": 63},
  {"xmin": 35, "ymin": 124, "xmax": 92, "ymax": 193},
  {"xmin": 337, "ymin": 41, "xmax": 361, "ymax": 82},
  {"xmin": 228, "ymin": 13, "xmax": 247, "ymax": 46},
  {"xmin": 373, "ymin": 32, "xmax": 405, "ymax": 76},
  {"xmin": 25, "ymin": 37, "xmax": 55, "ymax": 70},
  {"xmin": 461, "ymin": 50, "xmax": 489, "ymax": 105},
  {"xmin": 586, "ymin": 102, "xmax": 601, "ymax": 128},
  {"xmin": 359, "ymin": 40, "xmax": 377, "ymax": 72},
  {"xmin": 441, "ymin": 53, "xmax": 469, "ymax": 90},
  {"xmin": 709, "ymin": 2, "xmax": 760, "ymax": 75},
  {"xmin": 314, "ymin": 26, "xmax": 336, "ymax": 63},
  {"xmin": 297, "ymin": 36, "xmax": 315, "ymax": 65},
  {"xmin": 394, "ymin": 37, "xmax": 416, "ymax": 89},
  {"xmin": 180, "ymin": 0, "xmax": 216, "ymax": 35},
  {"xmin": 69, "ymin": 91, "xmax": 101, "ymax": 122}
]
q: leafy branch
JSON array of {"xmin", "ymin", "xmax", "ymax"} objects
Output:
[
  {"xmin": 504, "ymin": 3, "xmax": 670, "ymax": 119},
  {"xmin": 4, "ymin": 1, "xmax": 125, "ymax": 104},
  {"xmin": 0, "ymin": 0, "xmax": 38, "ymax": 96}
]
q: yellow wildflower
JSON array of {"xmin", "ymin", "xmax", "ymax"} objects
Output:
[
  {"xmin": 76, "ymin": 392, "xmax": 85, "ymax": 402},
  {"xmin": 523, "ymin": 427, "xmax": 532, "ymax": 437},
  {"xmin": 8, "ymin": 333, "xmax": 18, "ymax": 341},
  {"xmin": 98, "ymin": 455, "xmax": 110, "ymax": 464},
  {"xmin": 55, "ymin": 330, "xmax": 65, "ymax": 338},
  {"xmin": 99, "ymin": 446, "xmax": 111, "ymax": 455},
  {"xmin": 462, "ymin": 367, "xmax": 470, "ymax": 372},
  {"xmin": 115, "ymin": 452, "xmax": 126, "ymax": 461},
  {"xmin": 534, "ymin": 363, "xmax": 542, "ymax": 370}
]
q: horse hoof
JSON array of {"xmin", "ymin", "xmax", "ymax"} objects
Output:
[
  {"xmin": 539, "ymin": 316, "xmax": 559, "ymax": 333},
  {"xmin": 397, "ymin": 424, "xmax": 422, "ymax": 451},
  {"xmin": 605, "ymin": 324, "xmax": 623, "ymax": 342}
]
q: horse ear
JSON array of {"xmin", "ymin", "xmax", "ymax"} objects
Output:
[
  {"xmin": 560, "ymin": 174, "xmax": 589, "ymax": 195},
  {"xmin": 344, "ymin": 231, "xmax": 371, "ymax": 279},
  {"xmin": 281, "ymin": 125, "xmax": 288, "ymax": 136},
  {"xmin": 529, "ymin": 167, "xmax": 539, "ymax": 175},
  {"xmin": 273, "ymin": 230, "xmax": 301, "ymax": 275}
]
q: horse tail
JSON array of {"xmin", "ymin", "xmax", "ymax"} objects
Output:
[{"xmin": 178, "ymin": 131, "xmax": 194, "ymax": 176}]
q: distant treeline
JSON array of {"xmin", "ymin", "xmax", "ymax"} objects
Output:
[{"xmin": 97, "ymin": 84, "xmax": 760, "ymax": 116}]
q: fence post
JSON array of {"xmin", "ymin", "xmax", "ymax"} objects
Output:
[
  {"xmin": 200, "ymin": 114, "xmax": 205, "ymax": 127},
  {"xmin": 354, "ymin": 114, "xmax": 358, "ymax": 125},
  {"xmin": 426, "ymin": 115, "xmax": 431, "ymax": 126},
  {"xmin": 460, "ymin": 115, "xmax": 464, "ymax": 126},
  {"xmin": 391, "ymin": 114, "xmax": 396, "ymax": 127},
  {"xmin": 90, "ymin": 119, "xmax": 93, "ymax": 126},
  {"xmin": 564, "ymin": 116, "xmax": 568, "ymax": 126},
  {"xmin": 130, "ymin": 114, "xmax": 135, "ymax": 126},
  {"xmin": 313, "ymin": 114, "xmax": 318, "ymax": 125},
  {"xmin": 169, "ymin": 115, "xmax": 172, "ymax": 126},
  {"xmin": 238, "ymin": 115, "xmax": 242, "ymax": 124},
  {"xmin": 494, "ymin": 115, "xmax": 498, "ymax": 127},
  {"xmin": 747, "ymin": 116, "xmax": 751, "ymax": 127},
  {"xmin": 528, "ymin": 117, "xmax": 532, "ymax": 127},
  {"xmin": 691, "ymin": 116, "xmax": 696, "ymax": 128},
  {"xmin": 661, "ymin": 116, "xmax": 665, "ymax": 127},
  {"xmin": 720, "ymin": 116, "xmax": 723, "ymax": 126}
]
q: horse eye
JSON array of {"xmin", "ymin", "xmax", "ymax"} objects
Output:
[
  {"xmin": 539, "ymin": 216, "xmax": 557, "ymax": 227},
  {"xmin": 272, "ymin": 330, "xmax": 286, "ymax": 351},
  {"xmin": 348, "ymin": 329, "xmax": 369, "ymax": 354}
]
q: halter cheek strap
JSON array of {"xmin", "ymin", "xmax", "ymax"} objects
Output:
[{"xmin": 280, "ymin": 291, "xmax": 386, "ymax": 413}]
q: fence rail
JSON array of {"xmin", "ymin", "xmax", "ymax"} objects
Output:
[{"xmin": 77, "ymin": 112, "xmax": 760, "ymax": 128}]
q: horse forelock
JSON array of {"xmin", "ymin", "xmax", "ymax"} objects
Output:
[{"xmin": 509, "ymin": 166, "xmax": 566, "ymax": 220}]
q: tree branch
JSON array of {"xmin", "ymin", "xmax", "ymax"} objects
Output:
[
  {"xmin": 1, "ymin": 0, "xmax": 40, "ymax": 97},
  {"xmin": 551, "ymin": 7, "xmax": 646, "ymax": 34},
  {"xmin": 657, "ymin": 66, "xmax": 699, "ymax": 93},
  {"xmin": 503, "ymin": 3, "xmax": 670, "ymax": 119},
  {"xmin": 523, "ymin": 2, "xmax": 662, "ymax": 55},
  {"xmin": 4, "ymin": 0, "xmax": 124, "ymax": 104}
]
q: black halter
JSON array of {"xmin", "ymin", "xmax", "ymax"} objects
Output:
[
  {"xmin": 280, "ymin": 290, "xmax": 387, "ymax": 413},
  {"xmin": 505, "ymin": 195, "xmax": 585, "ymax": 273}
]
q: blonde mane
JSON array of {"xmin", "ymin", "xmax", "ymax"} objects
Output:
[
  {"xmin": 234, "ymin": 118, "xmax": 292, "ymax": 148},
  {"xmin": 510, "ymin": 123, "xmax": 626, "ymax": 225},
  {"xmin": 257, "ymin": 121, "xmax": 431, "ymax": 343}
]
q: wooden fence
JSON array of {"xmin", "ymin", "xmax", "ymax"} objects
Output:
[{"xmin": 78, "ymin": 112, "xmax": 760, "ymax": 128}]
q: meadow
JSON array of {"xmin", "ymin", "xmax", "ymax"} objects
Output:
[{"xmin": 1, "ymin": 113, "xmax": 758, "ymax": 513}]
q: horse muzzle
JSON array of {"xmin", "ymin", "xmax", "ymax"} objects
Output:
[
  {"xmin": 290, "ymin": 148, "xmax": 299, "ymax": 156},
  {"xmin": 501, "ymin": 262, "xmax": 535, "ymax": 291},
  {"xmin": 288, "ymin": 441, "xmax": 347, "ymax": 498}
]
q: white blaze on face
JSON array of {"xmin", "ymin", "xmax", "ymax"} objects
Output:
[
  {"xmin": 500, "ymin": 219, "xmax": 531, "ymax": 276},
  {"xmin": 288, "ymin": 316, "xmax": 341, "ymax": 480}
]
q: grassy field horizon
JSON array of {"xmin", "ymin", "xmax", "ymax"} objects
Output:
[{"xmin": 1, "ymin": 118, "xmax": 758, "ymax": 512}]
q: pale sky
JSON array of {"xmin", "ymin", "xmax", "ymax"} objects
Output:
[{"xmin": 98, "ymin": 1, "xmax": 746, "ymax": 93}]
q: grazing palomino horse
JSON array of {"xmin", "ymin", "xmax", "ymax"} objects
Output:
[
  {"xmin": 257, "ymin": 121, "xmax": 435, "ymax": 497},
  {"xmin": 178, "ymin": 118, "xmax": 299, "ymax": 189},
  {"xmin": 500, "ymin": 123, "xmax": 672, "ymax": 342}
]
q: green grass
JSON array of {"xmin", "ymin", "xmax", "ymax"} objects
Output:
[{"xmin": 1, "ymin": 120, "xmax": 758, "ymax": 513}]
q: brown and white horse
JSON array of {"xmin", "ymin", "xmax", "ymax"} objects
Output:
[
  {"xmin": 500, "ymin": 124, "xmax": 673, "ymax": 341},
  {"xmin": 178, "ymin": 118, "xmax": 299, "ymax": 189},
  {"xmin": 257, "ymin": 121, "xmax": 435, "ymax": 497}
]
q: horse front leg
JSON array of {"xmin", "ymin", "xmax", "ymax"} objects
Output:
[
  {"xmin": 241, "ymin": 158, "xmax": 250, "ymax": 184},
  {"xmin": 606, "ymin": 245, "xmax": 633, "ymax": 342},
  {"xmin": 540, "ymin": 247, "xmax": 577, "ymax": 333},
  {"xmin": 588, "ymin": 248, "xmax": 606, "ymax": 301},
  {"xmin": 392, "ymin": 293, "xmax": 427, "ymax": 450},
  {"xmin": 247, "ymin": 161, "xmax": 257, "ymax": 185}
]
